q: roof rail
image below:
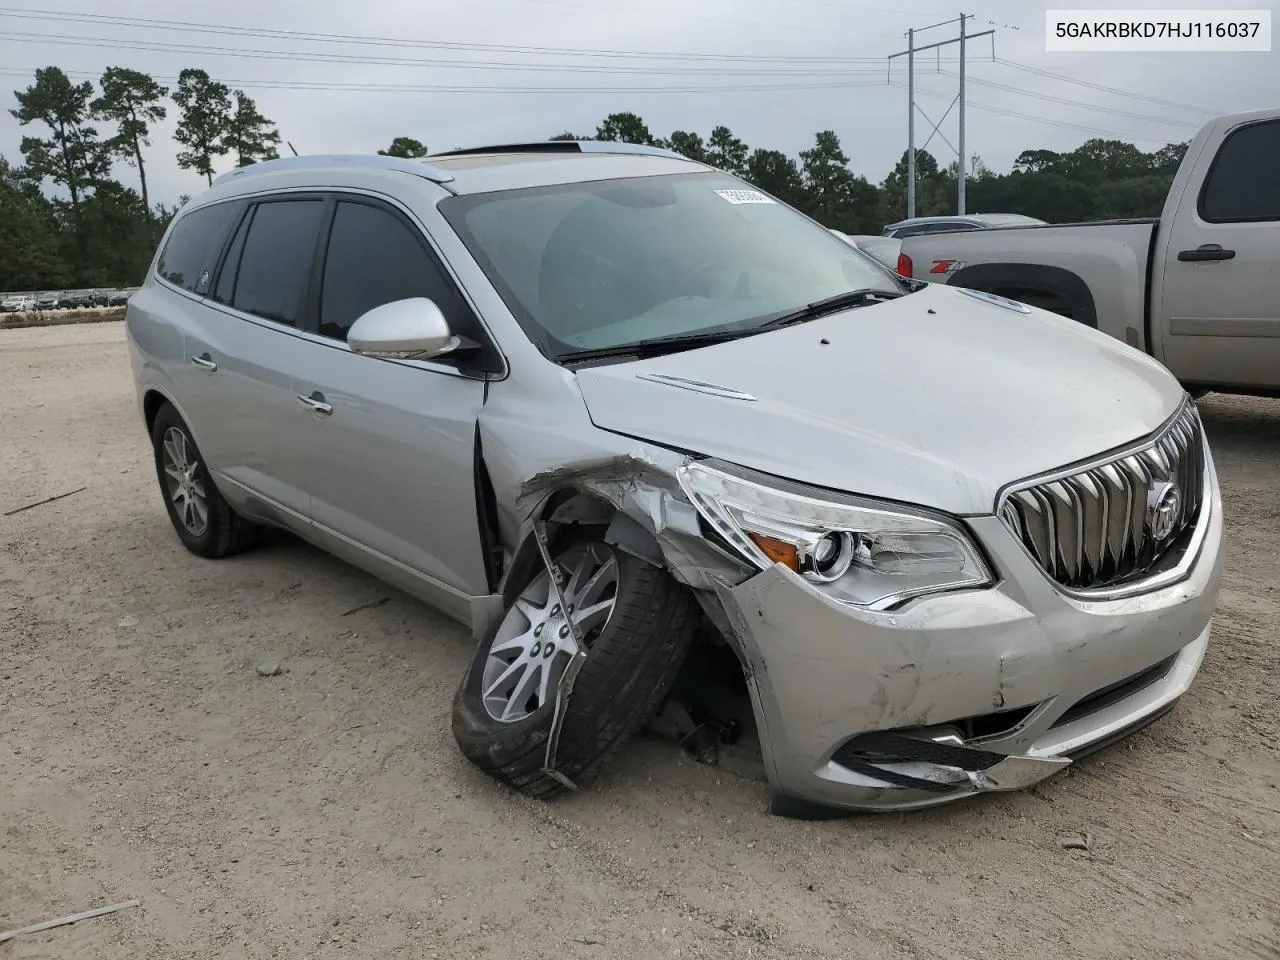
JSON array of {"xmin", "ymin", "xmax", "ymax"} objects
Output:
[
  {"xmin": 211, "ymin": 154, "xmax": 455, "ymax": 187},
  {"xmin": 429, "ymin": 140, "xmax": 695, "ymax": 163}
]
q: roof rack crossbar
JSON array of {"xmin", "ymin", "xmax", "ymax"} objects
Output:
[
  {"xmin": 429, "ymin": 140, "xmax": 694, "ymax": 162},
  {"xmin": 211, "ymin": 154, "xmax": 455, "ymax": 187}
]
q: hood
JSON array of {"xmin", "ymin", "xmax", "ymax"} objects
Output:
[{"xmin": 573, "ymin": 284, "xmax": 1185, "ymax": 515}]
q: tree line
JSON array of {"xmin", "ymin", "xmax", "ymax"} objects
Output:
[
  {"xmin": 4, "ymin": 65, "xmax": 283, "ymax": 292},
  {"xmin": 2, "ymin": 66, "xmax": 1189, "ymax": 293},
  {"xmin": 561, "ymin": 112, "xmax": 1188, "ymax": 231}
]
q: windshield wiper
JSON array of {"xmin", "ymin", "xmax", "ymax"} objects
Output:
[
  {"xmin": 556, "ymin": 328, "xmax": 759, "ymax": 362},
  {"xmin": 759, "ymin": 288, "xmax": 905, "ymax": 330},
  {"xmin": 555, "ymin": 287, "xmax": 907, "ymax": 363}
]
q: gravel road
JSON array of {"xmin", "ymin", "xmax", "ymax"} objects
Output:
[{"xmin": 2, "ymin": 322, "xmax": 1277, "ymax": 960}]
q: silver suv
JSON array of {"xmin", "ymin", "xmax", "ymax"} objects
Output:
[{"xmin": 127, "ymin": 143, "xmax": 1224, "ymax": 817}]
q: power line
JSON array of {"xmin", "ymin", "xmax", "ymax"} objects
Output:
[
  {"xmin": 0, "ymin": 31, "xmax": 901, "ymax": 76},
  {"xmin": 0, "ymin": 8, "xmax": 896, "ymax": 64},
  {"xmin": 935, "ymin": 70, "xmax": 1202, "ymax": 129},
  {"xmin": 994, "ymin": 58, "xmax": 1218, "ymax": 115},
  {"xmin": 899, "ymin": 82, "xmax": 1185, "ymax": 144}
]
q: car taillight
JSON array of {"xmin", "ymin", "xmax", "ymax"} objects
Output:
[{"xmin": 896, "ymin": 252, "xmax": 913, "ymax": 278}]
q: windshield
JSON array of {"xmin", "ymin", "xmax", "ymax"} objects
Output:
[{"xmin": 439, "ymin": 172, "xmax": 904, "ymax": 358}]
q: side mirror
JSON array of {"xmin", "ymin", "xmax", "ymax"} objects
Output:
[{"xmin": 347, "ymin": 297, "xmax": 461, "ymax": 360}]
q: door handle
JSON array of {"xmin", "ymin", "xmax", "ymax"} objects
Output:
[
  {"xmin": 1177, "ymin": 243, "xmax": 1236, "ymax": 262},
  {"xmin": 296, "ymin": 392, "xmax": 333, "ymax": 416},
  {"xmin": 190, "ymin": 353, "xmax": 218, "ymax": 372}
]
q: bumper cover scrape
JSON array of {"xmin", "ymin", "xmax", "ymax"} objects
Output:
[
  {"xmin": 709, "ymin": 493, "xmax": 1223, "ymax": 813},
  {"xmin": 830, "ymin": 731, "xmax": 1069, "ymax": 793}
]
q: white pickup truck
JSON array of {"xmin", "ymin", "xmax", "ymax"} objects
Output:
[{"xmin": 897, "ymin": 106, "xmax": 1280, "ymax": 396}]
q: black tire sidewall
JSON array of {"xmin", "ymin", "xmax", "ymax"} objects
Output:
[
  {"xmin": 452, "ymin": 537, "xmax": 697, "ymax": 793},
  {"xmin": 452, "ymin": 619, "xmax": 557, "ymax": 768}
]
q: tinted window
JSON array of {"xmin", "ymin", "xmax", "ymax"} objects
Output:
[
  {"xmin": 1201, "ymin": 120, "xmax": 1280, "ymax": 222},
  {"xmin": 156, "ymin": 202, "xmax": 239, "ymax": 295},
  {"xmin": 212, "ymin": 209, "xmax": 249, "ymax": 305},
  {"xmin": 319, "ymin": 201, "xmax": 452, "ymax": 341},
  {"xmin": 232, "ymin": 200, "xmax": 326, "ymax": 326}
]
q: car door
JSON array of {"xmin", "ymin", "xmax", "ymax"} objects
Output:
[
  {"xmin": 183, "ymin": 195, "xmax": 329, "ymax": 520},
  {"xmin": 290, "ymin": 195, "xmax": 495, "ymax": 603},
  {"xmin": 149, "ymin": 197, "xmax": 244, "ymax": 443},
  {"xmin": 1156, "ymin": 117, "xmax": 1280, "ymax": 389}
]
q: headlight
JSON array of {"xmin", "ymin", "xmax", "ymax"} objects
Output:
[{"xmin": 676, "ymin": 460, "xmax": 993, "ymax": 610}]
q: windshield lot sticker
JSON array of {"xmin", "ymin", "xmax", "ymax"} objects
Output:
[{"xmin": 715, "ymin": 189, "xmax": 776, "ymax": 204}]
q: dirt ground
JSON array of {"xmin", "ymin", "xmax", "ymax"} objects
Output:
[{"xmin": 2, "ymin": 322, "xmax": 1277, "ymax": 960}]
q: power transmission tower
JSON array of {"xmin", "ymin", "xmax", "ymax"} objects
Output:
[{"xmin": 888, "ymin": 14, "xmax": 994, "ymax": 217}]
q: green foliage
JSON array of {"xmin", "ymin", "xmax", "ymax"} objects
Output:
[
  {"xmin": 744, "ymin": 149, "xmax": 806, "ymax": 207},
  {"xmin": 594, "ymin": 112, "xmax": 660, "ymax": 145},
  {"xmin": 72, "ymin": 180, "xmax": 160, "ymax": 286},
  {"xmin": 378, "ymin": 136, "xmax": 428, "ymax": 158},
  {"xmin": 92, "ymin": 67, "xmax": 168, "ymax": 215},
  {"xmin": 667, "ymin": 131, "xmax": 708, "ymax": 163},
  {"xmin": 797, "ymin": 130, "xmax": 882, "ymax": 234},
  {"xmin": 706, "ymin": 126, "xmax": 748, "ymax": 176},
  {"xmin": 9, "ymin": 66, "xmax": 111, "ymax": 213},
  {"xmin": 0, "ymin": 157, "xmax": 70, "ymax": 289},
  {"xmin": 882, "ymin": 149, "xmax": 951, "ymax": 223},
  {"xmin": 173, "ymin": 68, "xmax": 232, "ymax": 185},
  {"xmin": 1, "ymin": 65, "xmax": 1200, "ymax": 293},
  {"xmin": 224, "ymin": 91, "xmax": 282, "ymax": 168}
]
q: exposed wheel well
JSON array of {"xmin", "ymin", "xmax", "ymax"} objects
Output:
[
  {"xmin": 948, "ymin": 263, "xmax": 1098, "ymax": 329},
  {"xmin": 500, "ymin": 489, "xmax": 621, "ymax": 606},
  {"xmin": 143, "ymin": 389, "xmax": 169, "ymax": 435}
]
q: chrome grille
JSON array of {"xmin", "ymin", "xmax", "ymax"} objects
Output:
[{"xmin": 998, "ymin": 402, "xmax": 1206, "ymax": 592}]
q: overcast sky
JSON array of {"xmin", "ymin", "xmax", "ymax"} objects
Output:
[{"xmin": 2, "ymin": 0, "xmax": 1277, "ymax": 206}]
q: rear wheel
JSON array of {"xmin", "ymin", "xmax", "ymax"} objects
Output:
[
  {"xmin": 150, "ymin": 402, "xmax": 262, "ymax": 558},
  {"xmin": 452, "ymin": 532, "xmax": 699, "ymax": 799}
]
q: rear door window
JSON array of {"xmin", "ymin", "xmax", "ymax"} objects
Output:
[
  {"xmin": 231, "ymin": 199, "xmax": 326, "ymax": 327},
  {"xmin": 1199, "ymin": 119, "xmax": 1280, "ymax": 223},
  {"xmin": 156, "ymin": 201, "xmax": 241, "ymax": 295}
]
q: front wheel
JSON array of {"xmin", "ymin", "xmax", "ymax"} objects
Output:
[
  {"xmin": 150, "ymin": 402, "xmax": 262, "ymax": 559},
  {"xmin": 452, "ymin": 535, "xmax": 699, "ymax": 799}
]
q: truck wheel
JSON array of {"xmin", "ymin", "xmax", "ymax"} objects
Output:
[
  {"xmin": 151, "ymin": 402, "xmax": 263, "ymax": 559},
  {"xmin": 452, "ymin": 534, "xmax": 699, "ymax": 799}
]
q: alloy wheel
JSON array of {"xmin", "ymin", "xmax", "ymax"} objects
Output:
[
  {"xmin": 480, "ymin": 541, "xmax": 620, "ymax": 723},
  {"xmin": 161, "ymin": 426, "xmax": 209, "ymax": 538}
]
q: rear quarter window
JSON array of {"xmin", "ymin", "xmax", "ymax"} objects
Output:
[{"xmin": 156, "ymin": 202, "xmax": 241, "ymax": 295}]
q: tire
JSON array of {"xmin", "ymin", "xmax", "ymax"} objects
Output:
[
  {"xmin": 151, "ymin": 401, "xmax": 262, "ymax": 559},
  {"xmin": 452, "ymin": 533, "xmax": 699, "ymax": 799}
]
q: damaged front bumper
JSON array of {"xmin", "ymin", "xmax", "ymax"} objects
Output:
[{"xmin": 709, "ymin": 492, "xmax": 1225, "ymax": 815}]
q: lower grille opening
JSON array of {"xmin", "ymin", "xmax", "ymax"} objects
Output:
[
  {"xmin": 831, "ymin": 730, "xmax": 1010, "ymax": 793},
  {"xmin": 1051, "ymin": 654, "xmax": 1178, "ymax": 729},
  {"xmin": 960, "ymin": 705, "xmax": 1037, "ymax": 741}
]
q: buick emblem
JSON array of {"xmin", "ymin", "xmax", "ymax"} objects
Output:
[{"xmin": 1146, "ymin": 481, "xmax": 1182, "ymax": 541}]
